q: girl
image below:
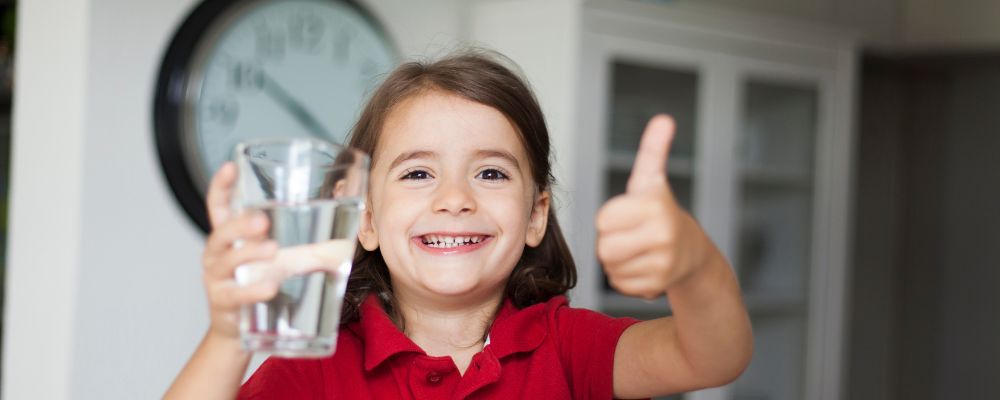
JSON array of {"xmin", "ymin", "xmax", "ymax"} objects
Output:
[{"xmin": 166, "ymin": 51, "xmax": 752, "ymax": 399}]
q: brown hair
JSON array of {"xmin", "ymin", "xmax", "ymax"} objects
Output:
[{"xmin": 340, "ymin": 50, "xmax": 577, "ymax": 324}]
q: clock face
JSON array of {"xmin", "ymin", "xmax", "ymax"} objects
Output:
[
  {"xmin": 184, "ymin": 0, "xmax": 396, "ymax": 192},
  {"xmin": 154, "ymin": 0, "xmax": 397, "ymax": 232}
]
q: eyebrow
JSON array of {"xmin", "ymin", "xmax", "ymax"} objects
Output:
[
  {"xmin": 386, "ymin": 149, "xmax": 522, "ymax": 171},
  {"xmin": 388, "ymin": 150, "xmax": 436, "ymax": 171},
  {"xmin": 475, "ymin": 149, "xmax": 522, "ymax": 172}
]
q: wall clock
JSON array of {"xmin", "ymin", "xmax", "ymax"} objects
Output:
[{"xmin": 154, "ymin": 0, "xmax": 397, "ymax": 232}]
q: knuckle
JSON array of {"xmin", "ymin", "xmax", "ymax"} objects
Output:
[
  {"xmin": 595, "ymin": 202, "xmax": 619, "ymax": 231},
  {"xmin": 220, "ymin": 251, "xmax": 243, "ymax": 273},
  {"xmin": 259, "ymin": 281, "xmax": 280, "ymax": 297},
  {"xmin": 606, "ymin": 276, "xmax": 626, "ymax": 293},
  {"xmin": 595, "ymin": 211, "xmax": 608, "ymax": 232},
  {"xmin": 596, "ymin": 240, "xmax": 613, "ymax": 263},
  {"xmin": 600, "ymin": 260, "xmax": 616, "ymax": 276}
]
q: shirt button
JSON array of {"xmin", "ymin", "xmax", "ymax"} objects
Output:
[{"xmin": 426, "ymin": 371, "xmax": 442, "ymax": 384}]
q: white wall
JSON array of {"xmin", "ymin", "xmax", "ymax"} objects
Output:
[
  {"xmin": 3, "ymin": 0, "xmax": 91, "ymax": 399},
  {"xmin": 2, "ymin": 0, "xmax": 467, "ymax": 398}
]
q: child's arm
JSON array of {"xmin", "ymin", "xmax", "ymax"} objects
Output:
[
  {"xmin": 596, "ymin": 116, "xmax": 753, "ymax": 398},
  {"xmin": 165, "ymin": 163, "xmax": 281, "ymax": 399},
  {"xmin": 164, "ymin": 331, "xmax": 252, "ymax": 399}
]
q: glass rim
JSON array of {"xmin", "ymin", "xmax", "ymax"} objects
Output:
[{"xmin": 234, "ymin": 137, "xmax": 370, "ymax": 165}]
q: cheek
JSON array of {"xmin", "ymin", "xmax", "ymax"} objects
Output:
[
  {"xmin": 373, "ymin": 188, "xmax": 425, "ymax": 236},
  {"xmin": 484, "ymin": 194, "xmax": 532, "ymax": 233}
]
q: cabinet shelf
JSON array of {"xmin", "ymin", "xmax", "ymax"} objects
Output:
[
  {"xmin": 606, "ymin": 149, "xmax": 695, "ymax": 177},
  {"xmin": 599, "ymin": 289, "xmax": 806, "ymax": 318},
  {"xmin": 740, "ymin": 165, "xmax": 812, "ymax": 189}
]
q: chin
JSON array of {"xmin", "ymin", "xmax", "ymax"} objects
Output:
[{"xmin": 420, "ymin": 276, "xmax": 482, "ymax": 297}]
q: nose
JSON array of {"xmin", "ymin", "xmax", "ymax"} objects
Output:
[{"xmin": 432, "ymin": 175, "xmax": 476, "ymax": 215}]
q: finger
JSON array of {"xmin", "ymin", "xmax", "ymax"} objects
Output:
[
  {"xmin": 597, "ymin": 226, "xmax": 664, "ymax": 266},
  {"xmin": 273, "ymin": 240, "xmax": 357, "ymax": 277},
  {"xmin": 608, "ymin": 274, "xmax": 667, "ymax": 300},
  {"xmin": 627, "ymin": 115, "xmax": 675, "ymax": 194},
  {"xmin": 595, "ymin": 194, "xmax": 672, "ymax": 233},
  {"xmin": 605, "ymin": 252, "xmax": 672, "ymax": 298},
  {"xmin": 606, "ymin": 249, "xmax": 670, "ymax": 278},
  {"xmin": 206, "ymin": 162, "xmax": 238, "ymax": 229},
  {"xmin": 205, "ymin": 212, "xmax": 270, "ymax": 259},
  {"xmin": 208, "ymin": 280, "xmax": 280, "ymax": 310},
  {"xmin": 205, "ymin": 240, "xmax": 279, "ymax": 280}
]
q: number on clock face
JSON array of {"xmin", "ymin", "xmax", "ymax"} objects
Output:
[{"xmin": 187, "ymin": 0, "xmax": 396, "ymax": 186}]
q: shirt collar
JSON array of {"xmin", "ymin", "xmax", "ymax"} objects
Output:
[
  {"xmin": 349, "ymin": 294, "xmax": 552, "ymax": 372},
  {"xmin": 349, "ymin": 295, "xmax": 423, "ymax": 372}
]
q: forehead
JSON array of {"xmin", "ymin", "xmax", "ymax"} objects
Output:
[{"xmin": 374, "ymin": 91, "xmax": 528, "ymax": 167}]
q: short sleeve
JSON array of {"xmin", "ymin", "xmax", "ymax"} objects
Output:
[
  {"xmin": 551, "ymin": 303, "xmax": 641, "ymax": 399},
  {"xmin": 238, "ymin": 357, "xmax": 325, "ymax": 399}
]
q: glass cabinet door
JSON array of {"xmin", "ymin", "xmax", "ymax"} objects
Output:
[
  {"xmin": 600, "ymin": 60, "xmax": 699, "ymax": 321},
  {"xmin": 732, "ymin": 80, "xmax": 819, "ymax": 400}
]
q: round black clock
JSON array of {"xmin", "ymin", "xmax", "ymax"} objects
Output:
[{"xmin": 154, "ymin": 0, "xmax": 397, "ymax": 233}]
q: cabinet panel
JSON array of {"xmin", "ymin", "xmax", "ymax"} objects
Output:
[
  {"xmin": 470, "ymin": 3, "xmax": 855, "ymax": 399},
  {"xmin": 734, "ymin": 79, "xmax": 819, "ymax": 400},
  {"xmin": 601, "ymin": 60, "xmax": 700, "ymax": 316}
]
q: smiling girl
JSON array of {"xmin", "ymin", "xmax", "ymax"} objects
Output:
[{"xmin": 166, "ymin": 51, "xmax": 752, "ymax": 399}]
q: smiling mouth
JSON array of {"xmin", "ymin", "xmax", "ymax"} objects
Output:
[{"xmin": 419, "ymin": 234, "xmax": 490, "ymax": 249}]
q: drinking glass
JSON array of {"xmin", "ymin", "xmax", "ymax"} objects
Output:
[{"xmin": 231, "ymin": 138, "xmax": 368, "ymax": 358}]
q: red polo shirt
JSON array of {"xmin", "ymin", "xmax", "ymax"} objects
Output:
[{"xmin": 239, "ymin": 295, "xmax": 640, "ymax": 399}]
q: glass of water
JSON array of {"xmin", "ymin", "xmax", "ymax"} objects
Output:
[{"xmin": 231, "ymin": 138, "xmax": 368, "ymax": 358}]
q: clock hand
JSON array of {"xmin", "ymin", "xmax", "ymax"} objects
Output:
[{"xmin": 258, "ymin": 69, "xmax": 334, "ymax": 141}]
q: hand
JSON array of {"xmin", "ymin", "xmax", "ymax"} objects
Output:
[
  {"xmin": 596, "ymin": 115, "xmax": 713, "ymax": 299},
  {"xmin": 201, "ymin": 162, "xmax": 282, "ymax": 340}
]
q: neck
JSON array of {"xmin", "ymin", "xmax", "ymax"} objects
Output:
[{"xmin": 393, "ymin": 288, "xmax": 503, "ymax": 359}]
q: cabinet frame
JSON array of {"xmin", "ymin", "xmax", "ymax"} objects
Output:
[{"xmin": 471, "ymin": 1, "xmax": 856, "ymax": 399}]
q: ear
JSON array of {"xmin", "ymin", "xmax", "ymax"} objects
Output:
[
  {"xmin": 357, "ymin": 200, "xmax": 380, "ymax": 251},
  {"xmin": 525, "ymin": 190, "xmax": 550, "ymax": 248}
]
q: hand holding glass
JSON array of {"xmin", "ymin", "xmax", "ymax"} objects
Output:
[{"xmin": 232, "ymin": 138, "xmax": 368, "ymax": 358}]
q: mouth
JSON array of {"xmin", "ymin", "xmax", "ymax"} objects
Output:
[{"xmin": 413, "ymin": 233, "xmax": 493, "ymax": 254}]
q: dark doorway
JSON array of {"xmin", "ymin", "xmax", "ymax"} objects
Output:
[{"xmin": 850, "ymin": 52, "xmax": 1000, "ymax": 400}]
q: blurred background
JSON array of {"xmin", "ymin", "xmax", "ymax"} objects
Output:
[{"xmin": 1, "ymin": 0, "xmax": 998, "ymax": 399}]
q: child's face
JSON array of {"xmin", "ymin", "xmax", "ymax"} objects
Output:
[{"xmin": 357, "ymin": 91, "xmax": 550, "ymax": 302}]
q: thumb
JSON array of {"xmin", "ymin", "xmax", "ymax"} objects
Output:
[
  {"xmin": 206, "ymin": 162, "xmax": 238, "ymax": 229},
  {"xmin": 626, "ymin": 115, "xmax": 675, "ymax": 194}
]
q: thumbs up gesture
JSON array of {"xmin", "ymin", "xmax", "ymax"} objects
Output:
[{"xmin": 596, "ymin": 115, "xmax": 716, "ymax": 299}]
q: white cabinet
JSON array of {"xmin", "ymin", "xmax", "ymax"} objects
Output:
[{"xmin": 471, "ymin": 1, "xmax": 855, "ymax": 400}]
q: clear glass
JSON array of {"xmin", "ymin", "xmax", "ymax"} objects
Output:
[
  {"xmin": 232, "ymin": 137, "xmax": 369, "ymax": 358},
  {"xmin": 733, "ymin": 80, "xmax": 818, "ymax": 400}
]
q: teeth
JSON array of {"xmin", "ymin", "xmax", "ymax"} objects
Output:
[{"xmin": 421, "ymin": 235, "xmax": 486, "ymax": 248}]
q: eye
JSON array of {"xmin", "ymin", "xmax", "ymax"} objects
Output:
[
  {"xmin": 401, "ymin": 169, "xmax": 432, "ymax": 181},
  {"xmin": 477, "ymin": 168, "xmax": 510, "ymax": 181}
]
